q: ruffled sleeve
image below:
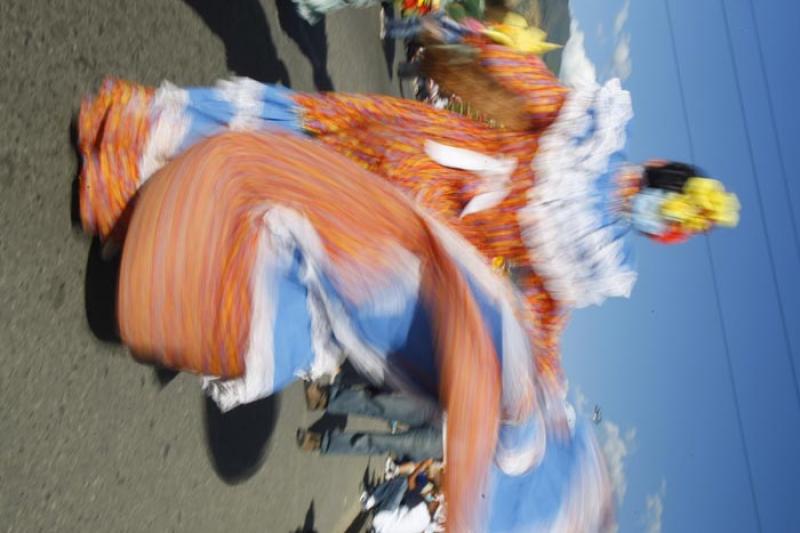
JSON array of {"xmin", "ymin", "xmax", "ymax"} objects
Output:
[{"xmin": 522, "ymin": 78, "xmax": 638, "ymax": 308}]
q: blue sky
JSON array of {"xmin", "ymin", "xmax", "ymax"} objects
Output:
[{"xmin": 559, "ymin": 1, "xmax": 800, "ymax": 531}]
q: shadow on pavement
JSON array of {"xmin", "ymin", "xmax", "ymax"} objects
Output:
[
  {"xmin": 83, "ymin": 237, "xmax": 122, "ymax": 343},
  {"xmin": 182, "ymin": 0, "xmax": 292, "ymax": 85},
  {"xmin": 307, "ymin": 411, "xmax": 348, "ymax": 435},
  {"xmin": 291, "ymin": 500, "xmax": 318, "ymax": 532},
  {"xmin": 69, "ymin": 115, "xmax": 83, "ymax": 230},
  {"xmin": 344, "ymin": 510, "xmax": 371, "ymax": 533},
  {"xmin": 342, "ymin": 463, "xmax": 376, "ymax": 532},
  {"xmin": 72, "ymin": 114, "xmax": 124, "ymax": 344},
  {"xmin": 275, "ymin": 0, "xmax": 334, "ymax": 91},
  {"xmin": 71, "ymin": 1, "xmax": 285, "ymax": 488},
  {"xmin": 154, "ymin": 367, "xmax": 180, "ymax": 388},
  {"xmin": 204, "ymin": 393, "xmax": 281, "ymax": 484}
]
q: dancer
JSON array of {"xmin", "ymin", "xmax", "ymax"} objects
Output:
[
  {"xmin": 77, "ymin": 59, "xmax": 738, "ymax": 396},
  {"xmin": 103, "ymin": 129, "xmax": 613, "ymax": 531}
]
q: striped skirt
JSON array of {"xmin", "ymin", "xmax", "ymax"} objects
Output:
[{"xmin": 114, "ymin": 130, "xmax": 612, "ymax": 532}]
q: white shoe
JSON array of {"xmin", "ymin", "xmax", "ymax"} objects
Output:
[
  {"xmin": 379, "ymin": 8, "xmax": 387, "ymax": 40},
  {"xmin": 384, "ymin": 456, "xmax": 398, "ymax": 478}
]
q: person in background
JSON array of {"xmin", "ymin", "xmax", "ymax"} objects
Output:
[
  {"xmin": 297, "ymin": 374, "xmax": 444, "ymax": 461},
  {"xmin": 365, "ymin": 458, "xmax": 446, "ymax": 533}
]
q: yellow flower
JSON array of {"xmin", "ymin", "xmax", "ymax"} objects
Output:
[
  {"xmin": 492, "ymin": 256, "xmax": 507, "ymax": 272},
  {"xmin": 683, "ymin": 214, "xmax": 713, "ymax": 233},
  {"xmin": 684, "ymin": 177, "xmax": 741, "ymax": 227},
  {"xmin": 660, "ymin": 193, "xmax": 695, "ymax": 222},
  {"xmin": 482, "ymin": 14, "xmax": 562, "ymax": 55},
  {"xmin": 659, "ymin": 178, "xmax": 741, "ymax": 234},
  {"xmin": 712, "ymin": 192, "xmax": 740, "ymax": 226}
]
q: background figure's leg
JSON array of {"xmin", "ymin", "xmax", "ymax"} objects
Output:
[
  {"xmin": 397, "ymin": 61, "xmax": 421, "ymax": 80},
  {"xmin": 326, "ymin": 387, "xmax": 440, "ymax": 427},
  {"xmin": 365, "ymin": 477, "xmax": 408, "ymax": 513},
  {"xmin": 321, "ymin": 427, "xmax": 443, "ymax": 461}
]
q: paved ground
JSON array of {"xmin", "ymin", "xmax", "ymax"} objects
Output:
[{"xmin": 0, "ymin": 1, "xmax": 405, "ymax": 531}]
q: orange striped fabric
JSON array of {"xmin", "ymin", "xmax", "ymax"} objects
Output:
[
  {"xmin": 297, "ymin": 91, "xmax": 567, "ymax": 385},
  {"xmin": 76, "ymin": 73, "xmax": 569, "ymax": 386},
  {"xmin": 476, "ymin": 42, "xmax": 569, "ymax": 130},
  {"xmin": 119, "ymin": 131, "xmax": 501, "ymax": 531},
  {"xmin": 78, "ymin": 78, "xmax": 154, "ymax": 241}
]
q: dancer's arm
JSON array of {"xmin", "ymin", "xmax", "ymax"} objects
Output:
[{"xmin": 477, "ymin": 43, "xmax": 568, "ymax": 131}]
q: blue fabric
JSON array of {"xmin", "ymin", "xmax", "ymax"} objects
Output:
[
  {"xmin": 176, "ymin": 83, "xmax": 303, "ymax": 153},
  {"xmin": 631, "ymin": 188, "xmax": 669, "ymax": 235},
  {"xmin": 463, "ymin": 271, "xmax": 504, "ymax": 367},
  {"xmin": 387, "ymin": 301, "xmax": 439, "ymax": 398},
  {"xmin": 246, "ymin": 203, "xmax": 607, "ymax": 532},
  {"xmin": 311, "ymin": 262, "xmax": 505, "ymax": 398},
  {"xmin": 487, "ymin": 421, "xmax": 598, "ymax": 531},
  {"xmin": 566, "ymin": 101, "xmax": 636, "ymax": 293},
  {"xmin": 180, "ymin": 88, "xmax": 236, "ymax": 151},
  {"xmin": 496, "ymin": 413, "xmax": 543, "ymax": 465},
  {"xmin": 270, "ymin": 249, "xmax": 316, "ymax": 393}
]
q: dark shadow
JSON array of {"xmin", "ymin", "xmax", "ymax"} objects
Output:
[
  {"xmin": 339, "ymin": 463, "xmax": 377, "ymax": 532},
  {"xmin": 291, "ymin": 501, "xmax": 317, "ymax": 533},
  {"xmin": 71, "ymin": 176, "xmax": 81, "ymax": 228},
  {"xmin": 69, "ymin": 114, "xmax": 82, "ymax": 229},
  {"xmin": 182, "ymin": 0, "xmax": 291, "ymax": 85},
  {"xmin": 204, "ymin": 393, "xmax": 281, "ymax": 484},
  {"xmin": 83, "ymin": 237, "xmax": 121, "ymax": 343},
  {"xmin": 72, "ymin": 113, "xmax": 123, "ymax": 344},
  {"xmin": 386, "ymin": 301, "xmax": 439, "ymax": 400},
  {"xmin": 336, "ymin": 360, "xmax": 377, "ymax": 389},
  {"xmin": 154, "ymin": 367, "xmax": 180, "ymax": 388},
  {"xmin": 343, "ymin": 510, "xmax": 371, "ymax": 533},
  {"xmin": 307, "ymin": 411, "xmax": 348, "ymax": 435},
  {"xmin": 275, "ymin": 0, "xmax": 334, "ymax": 90},
  {"xmin": 361, "ymin": 456, "xmax": 381, "ymax": 492},
  {"xmin": 380, "ymin": 2, "xmax": 396, "ymax": 79}
]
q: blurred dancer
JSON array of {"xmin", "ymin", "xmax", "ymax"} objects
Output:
[
  {"xmin": 77, "ymin": 64, "xmax": 738, "ymax": 400},
  {"xmin": 97, "ymin": 130, "xmax": 614, "ymax": 531}
]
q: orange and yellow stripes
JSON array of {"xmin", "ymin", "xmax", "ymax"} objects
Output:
[{"xmin": 119, "ymin": 131, "xmax": 501, "ymax": 531}]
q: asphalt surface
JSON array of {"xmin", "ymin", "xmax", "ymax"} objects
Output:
[{"xmin": 0, "ymin": 1, "xmax": 404, "ymax": 531}]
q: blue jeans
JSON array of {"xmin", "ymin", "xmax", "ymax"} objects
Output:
[
  {"xmin": 320, "ymin": 387, "xmax": 443, "ymax": 460},
  {"xmin": 368, "ymin": 477, "xmax": 409, "ymax": 513}
]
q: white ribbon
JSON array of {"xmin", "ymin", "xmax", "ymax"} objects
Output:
[{"xmin": 424, "ymin": 140, "xmax": 517, "ymax": 218}]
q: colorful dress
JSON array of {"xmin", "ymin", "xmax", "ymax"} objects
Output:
[
  {"xmin": 112, "ymin": 130, "xmax": 613, "ymax": 532},
  {"xmin": 77, "ymin": 44, "xmax": 637, "ymax": 391}
]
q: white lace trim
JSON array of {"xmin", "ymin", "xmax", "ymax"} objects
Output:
[
  {"xmin": 539, "ymin": 426, "xmax": 615, "ymax": 533},
  {"xmin": 215, "ymin": 77, "xmax": 268, "ymax": 132},
  {"xmin": 204, "ymin": 207, "xmax": 399, "ymax": 411},
  {"xmin": 494, "ymin": 410, "xmax": 547, "ymax": 476},
  {"xmin": 202, "ymin": 228, "xmax": 278, "ymax": 412},
  {"xmin": 203, "ymin": 202, "xmax": 538, "ymax": 423},
  {"xmin": 139, "ymin": 81, "xmax": 190, "ymax": 183},
  {"xmin": 521, "ymin": 78, "xmax": 637, "ymax": 309},
  {"xmin": 424, "ymin": 140, "xmax": 517, "ymax": 218}
]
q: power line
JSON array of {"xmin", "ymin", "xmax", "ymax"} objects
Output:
[
  {"xmin": 663, "ymin": 1, "xmax": 763, "ymax": 531},
  {"xmin": 717, "ymin": 0, "xmax": 800, "ymax": 406},
  {"xmin": 743, "ymin": 0, "xmax": 800, "ymax": 256}
]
